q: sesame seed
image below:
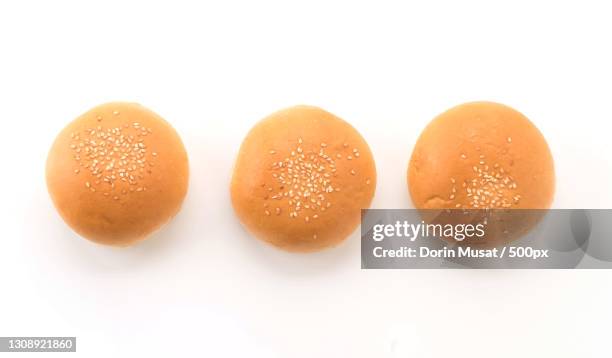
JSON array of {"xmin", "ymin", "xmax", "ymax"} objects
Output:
[
  {"xmin": 112, "ymin": 110, "xmax": 120, "ymax": 116},
  {"xmin": 263, "ymin": 138, "xmax": 342, "ymax": 221},
  {"xmin": 350, "ymin": 169, "xmax": 356, "ymax": 175},
  {"xmin": 458, "ymin": 149, "xmax": 521, "ymax": 209},
  {"xmin": 71, "ymin": 123, "xmax": 156, "ymax": 199},
  {"xmin": 507, "ymin": 137, "xmax": 512, "ymax": 143},
  {"xmin": 461, "ymin": 154, "xmax": 467, "ymax": 159}
]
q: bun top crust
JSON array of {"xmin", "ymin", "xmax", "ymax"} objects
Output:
[
  {"xmin": 231, "ymin": 105, "xmax": 376, "ymax": 252},
  {"xmin": 46, "ymin": 102, "xmax": 189, "ymax": 246},
  {"xmin": 408, "ymin": 101, "xmax": 555, "ymax": 210}
]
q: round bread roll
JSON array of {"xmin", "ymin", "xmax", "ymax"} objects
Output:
[
  {"xmin": 231, "ymin": 105, "xmax": 377, "ymax": 252},
  {"xmin": 46, "ymin": 102, "xmax": 189, "ymax": 246},
  {"xmin": 408, "ymin": 101, "xmax": 555, "ymax": 246}
]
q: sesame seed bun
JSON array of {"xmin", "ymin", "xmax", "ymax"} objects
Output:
[
  {"xmin": 407, "ymin": 101, "xmax": 555, "ymax": 246},
  {"xmin": 231, "ymin": 105, "xmax": 377, "ymax": 253},
  {"xmin": 46, "ymin": 102, "xmax": 189, "ymax": 246}
]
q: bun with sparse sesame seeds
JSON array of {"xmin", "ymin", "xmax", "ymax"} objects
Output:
[
  {"xmin": 408, "ymin": 102, "xmax": 555, "ymax": 247},
  {"xmin": 46, "ymin": 102, "xmax": 189, "ymax": 246},
  {"xmin": 231, "ymin": 105, "xmax": 377, "ymax": 253}
]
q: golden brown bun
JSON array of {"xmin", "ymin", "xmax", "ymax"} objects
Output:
[
  {"xmin": 231, "ymin": 105, "xmax": 377, "ymax": 252},
  {"xmin": 408, "ymin": 101, "xmax": 555, "ymax": 246},
  {"xmin": 46, "ymin": 102, "xmax": 189, "ymax": 246}
]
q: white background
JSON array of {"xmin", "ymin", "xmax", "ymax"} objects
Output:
[{"xmin": 1, "ymin": 0, "xmax": 611, "ymax": 357}]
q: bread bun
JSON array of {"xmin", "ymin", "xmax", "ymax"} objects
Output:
[
  {"xmin": 46, "ymin": 102, "xmax": 189, "ymax": 246},
  {"xmin": 231, "ymin": 105, "xmax": 376, "ymax": 252},
  {"xmin": 408, "ymin": 101, "xmax": 555, "ymax": 246}
]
